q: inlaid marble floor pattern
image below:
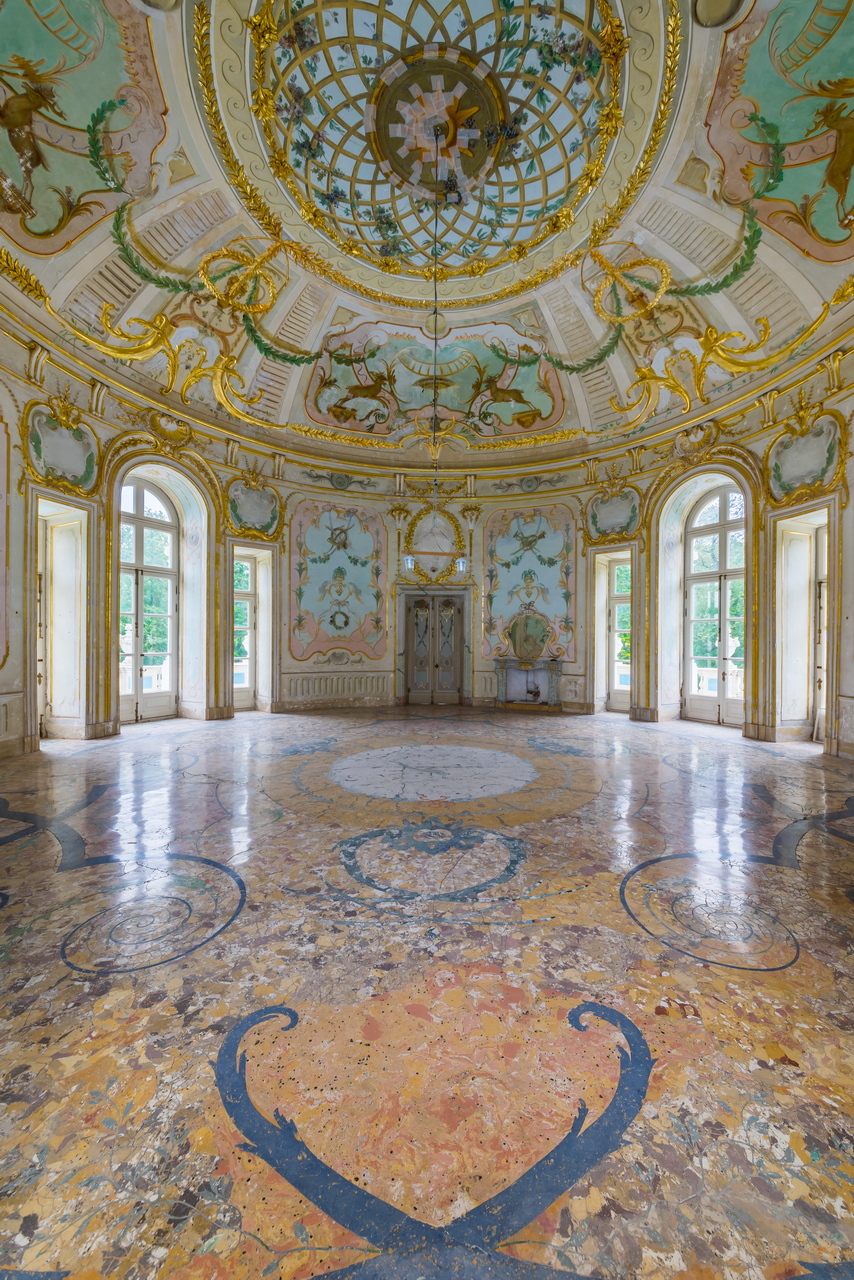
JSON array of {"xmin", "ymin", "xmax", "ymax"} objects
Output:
[{"xmin": 0, "ymin": 709, "xmax": 852, "ymax": 1280}]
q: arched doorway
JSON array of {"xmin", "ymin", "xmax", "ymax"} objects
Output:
[
  {"xmin": 118, "ymin": 475, "xmax": 180, "ymax": 722},
  {"xmin": 116, "ymin": 463, "xmax": 210, "ymax": 724},
  {"xmin": 682, "ymin": 482, "xmax": 745, "ymax": 726}
]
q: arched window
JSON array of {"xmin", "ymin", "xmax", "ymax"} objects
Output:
[
  {"xmin": 683, "ymin": 483, "xmax": 745, "ymax": 726},
  {"xmin": 119, "ymin": 476, "xmax": 179, "ymax": 722}
]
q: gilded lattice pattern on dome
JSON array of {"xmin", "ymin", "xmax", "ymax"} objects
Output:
[{"xmin": 259, "ymin": 0, "xmax": 617, "ymax": 273}]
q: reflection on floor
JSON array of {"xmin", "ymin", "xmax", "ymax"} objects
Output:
[{"xmin": 0, "ymin": 709, "xmax": 853, "ymax": 1280}]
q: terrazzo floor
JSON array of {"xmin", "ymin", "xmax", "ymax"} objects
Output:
[{"xmin": 0, "ymin": 708, "xmax": 852, "ymax": 1280}]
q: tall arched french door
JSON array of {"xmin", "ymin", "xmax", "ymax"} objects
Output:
[
  {"xmin": 683, "ymin": 483, "xmax": 745, "ymax": 726},
  {"xmin": 118, "ymin": 477, "xmax": 179, "ymax": 722}
]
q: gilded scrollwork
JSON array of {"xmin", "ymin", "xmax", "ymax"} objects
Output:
[
  {"xmin": 764, "ymin": 389, "xmax": 850, "ymax": 508},
  {"xmin": 401, "ymin": 503, "xmax": 467, "ymax": 585},
  {"xmin": 224, "ymin": 465, "xmax": 284, "ymax": 540},
  {"xmin": 22, "ymin": 392, "xmax": 101, "ymax": 495}
]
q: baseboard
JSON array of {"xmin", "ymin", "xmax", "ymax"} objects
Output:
[
  {"xmin": 84, "ymin": 720, "xmax": 120, "ymax": 740},
  {"xmin": 630, "ymin": 707, "xmax": 659, "ymax": 722}
]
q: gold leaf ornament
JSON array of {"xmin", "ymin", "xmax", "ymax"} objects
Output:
[{"xmin": 0, "ymin": 247, "xmax": 49, "ymax": 304}]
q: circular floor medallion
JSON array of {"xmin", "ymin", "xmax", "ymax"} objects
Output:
[
  {"xmin": 327, "ymin": 744, "xmax": 538, "ymax": 800},
  {"xmin": 620, "ymin": 854, "xmax": 800, "ymax": 971},
  {"xmin": 337, "ymin": 821, "xmax": 528, "ymax": 900}
]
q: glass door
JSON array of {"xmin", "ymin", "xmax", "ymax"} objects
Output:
[
  {"xmin": 683, "ymin": 485, "xmax": 745, "ymax": 727},
  {"xmin": 406, "ymin": 595, "xmax": 462, "ymax": 705},
  {"xmin": 233, "ymin": 554, "xmax": 256, "ymax": 710},
  {"xmin": 607, "ymin": 559, "xmax": 631, "ymax": 712},
  {"xmin": 118, "ymin": 479, "xmax": 179, "ymax": 722},
  {"xmin": 814, "ymin": 524, "xmax": 828, "ymax": 741}
]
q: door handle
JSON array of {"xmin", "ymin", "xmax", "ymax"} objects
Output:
[{"xmin": 720, "ymin": 671, "xmax": 726, "ymax": 681}]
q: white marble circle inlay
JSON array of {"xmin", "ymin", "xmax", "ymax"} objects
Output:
[{"xmin": 327, "ymin": 745, "xmax": 538, "ymax": 801}]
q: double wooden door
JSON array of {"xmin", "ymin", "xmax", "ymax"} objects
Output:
[{"xmin": 406, "ymin": 595, "xmax": 463, "ymax": 705}]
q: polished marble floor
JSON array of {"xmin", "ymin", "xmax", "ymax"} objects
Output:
[{"xmin": 0, "ymin": 709, "xmax": 852, "ymax": 1280}]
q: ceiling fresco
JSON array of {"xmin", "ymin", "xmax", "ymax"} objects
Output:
[
  {"xmin": 0, "ymin": 0, "xmax": 852, "ymax": 465},
  {"xmin": 0, "ymin": 0, "xmax": 166, "ymax": 254},
  {"xmin": 214, "ymin": 0, "xmax": 675, "ymax": 305},
  {"xmin": 260, "ymin": 0, "xmax": 613, "ymax": 275},
  {"xmin": 304, "ymin": 317, "xmax": 564, "ymax": 439},
  {"xmin": 708, "ymin": 0, "xmax": 854, "ymax": 263}
]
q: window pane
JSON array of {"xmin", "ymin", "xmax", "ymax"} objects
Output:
[
  {"xmin": 728, "ymin": 530, "xmax": 745, "ymax": 569},
  {"xmin": 726, "ymin": 617, "xmax": 745, "ymax": 663},
  {"xmin": 234, "ymin": 559, "xmax": 251, "ymax": 591},
  {"xmin": 119, "ymin": 656, "xmax": 134, "ymax": 694},
  {"xmin": 142, "ymin": 655, "xmax": 171, "ymax": 692},
  {"xmin": 120, "ymin": 523, "xmax": 135, "ymax": 562},
  {"xmin": 691, "ymin": 533, "xmax": 719, "ymax": 572},
  {"xmin": 120, "ymin": 485, "xmax": 135, "ymax": 513},
  {"xmin": 143, "ymin": 614, "xmax": 170, "ymax": 654},
  {"xmin": 120, "ymin": 570, "xmax": 135, "ymax": 613},
  {"xmin": 690, "ymin": 581, "xmax": 719, "ymax": 619},
  {"xmin": 727, "ymin": 577, "xmax": 745, "ymax": 620},
  {"xmin": 234, "ymin": 601, "xmax": 249, "ymax": 628},
  {"xmin": 693, "ymin": 497, "xmax": 719, "ymax": 527},
  {"xmin": 143, "ymin": 527, "xmax": 172, "ymax": 568},
  {"xmin": 143, "ymin": 490, "xmax": 169, "ymax": 521},
  {"xmin": 614, "ymin": 602, "xmax": 631, "ymax": 630},
  {"xmin": 728, "ymin": 491, "xmax": 745, "ymax": 520},
  {"xmin": 613, "ymin": 563, "xmax": 631, "ymax": 594},
  {"xmin": 143, "ymin": 575, "xmax": 169, "ymax": 613},
  {"xmin": 119, "ymin": 615, "xmax": 134, "ymax": 655},
  {"xmin": 233, "ymin": 629, "xmax": 249, "ymax": 660},
  {"xmin": 691, "ymin": 620, "xmax": 719, "ymax": 660}
]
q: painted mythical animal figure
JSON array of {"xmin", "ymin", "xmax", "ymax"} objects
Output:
[
  {"xmin": 0, "ymin": 58, "xmax": 67, "ymax": 206},
  {"xmin": 809, "ymin": 100, "xmax": 854, "ymax": 228},
  {"xmin": 216, "ymin": 1000, "xmax": 654, "ymax": 1278}
]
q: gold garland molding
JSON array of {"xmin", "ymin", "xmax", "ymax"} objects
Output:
[
  {"xmin": 193, "ymin": 0, "xmax": 681, "ymax": 309},
  {"xmin": 2, "ymin": 259, "xmax": 853, "ymax": 462}
]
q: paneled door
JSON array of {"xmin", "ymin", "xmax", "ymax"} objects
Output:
[{"xmin": 406, "ymin": 595, "xmax": 463, "ymax": 705}]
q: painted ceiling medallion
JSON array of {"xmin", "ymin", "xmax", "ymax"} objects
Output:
[
  {"xmin": 260, "ymin": 0, "xmax": 618, "ymax": 273},
  {"xmin": 366, "ymin": 48, "xmax": 505, "ymax": 202}
]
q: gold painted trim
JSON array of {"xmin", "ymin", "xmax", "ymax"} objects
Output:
[{"xmin": 1, "ymin": 295, "xmax": 853, "ymax": 475}]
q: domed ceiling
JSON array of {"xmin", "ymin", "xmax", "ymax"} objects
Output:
[
  {"xmin": 0, "ymin": 0, "xmax": 852, "ymax": 469},
  {"xmin": 208, "ymin": 0, "xmax": 672, "ymax": 305}
]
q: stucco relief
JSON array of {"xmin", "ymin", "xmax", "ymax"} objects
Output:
[
  {"xmin": 586, "ymin": 488, "xmax": 641, "ymax": 542},
  {"xmin": 483, "ymin": 505, "xmax": 575, "ymax": 660},
  {"xmin": 226, "ymin": 478, "xmax": 281, "ymax": 536},
  {"xmin": 768, "ymin": 413, "xmax": 841, "ymax": 502},
  {"xmin": 290, "ymin": 500, "xmax": 387, "ymax": 660},
  {"xmin": 26, "ymin": 399, "xmax": 98, "ymax": 491}
]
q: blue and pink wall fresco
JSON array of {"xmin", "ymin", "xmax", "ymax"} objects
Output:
[
  {"xmin": 483, "ymin": 505, "xmax": 576, "ymax": 660},
  {"xmin": 290, "ymin": 500, "xmax": 387, "ymax": 660}
]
